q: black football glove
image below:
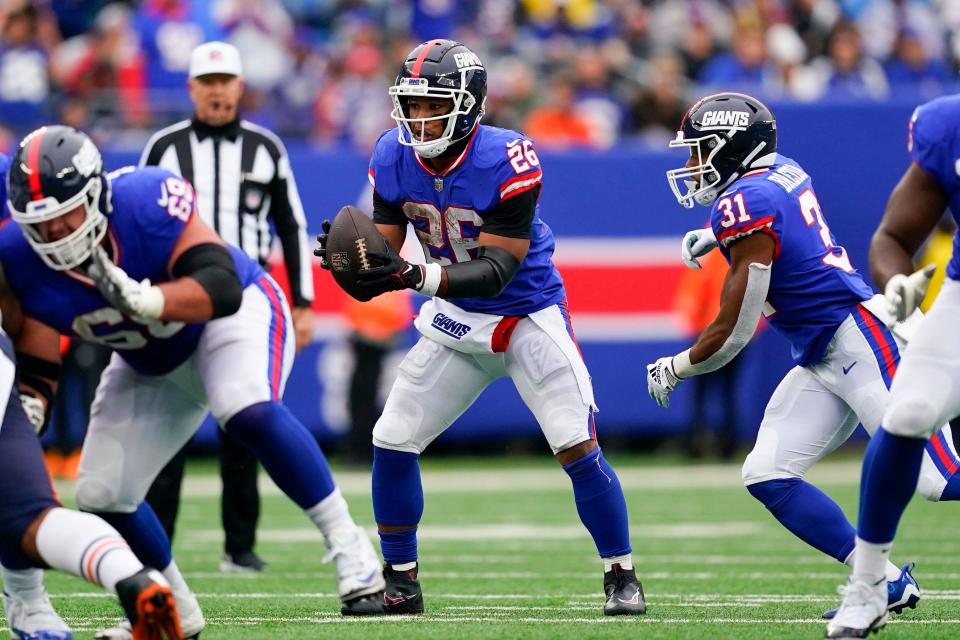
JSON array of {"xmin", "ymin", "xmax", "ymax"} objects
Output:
[
  {"xmin": 313, "ymin": 219, "xmax": 332, "ymax": 270},
  {"xmin": 355, "ymin": 242, "xmax": 423, "ymax": 297}
]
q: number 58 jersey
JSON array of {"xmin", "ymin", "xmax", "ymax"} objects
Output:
[
  {"xmin": 711, "ymin": 154, "xmax": 873, "ymax": 366},
  {"xmin": 369, "ymin": 125, "xmax": 566, "ymax": 316}
]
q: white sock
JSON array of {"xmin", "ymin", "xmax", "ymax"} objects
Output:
[
  {"xmin": 602, "ymin": 554, "xmax": 633, "ymax": 572},
  {"xmin": 843, "ymin": 548, "xmax": 901, "ymax": 582},
  {"xmin": 161, "ymin": 559, "xmax": 191, "ymax": 597},
  {"xmin": 35, "ymin": 508, "xmax": 142, "ymax": 594},
  {"xmin": 306, "ymin": 488, "xmax": 355, "ymax": 538},
  {"xmin": 1, "ymin": 566, "xmax": 44, "ymax": 599},
  {"xmin": 392, "ymin": 561, "xmax": 416, "ymax": 571},
  {"xmin": 852, "ymin": 537, "xmax": 891, "ymax": 585}
]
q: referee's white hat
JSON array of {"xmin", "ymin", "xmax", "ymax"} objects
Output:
[{"xmin": 189, "ymin": 41, "xmax": 243, "ymax": 78}]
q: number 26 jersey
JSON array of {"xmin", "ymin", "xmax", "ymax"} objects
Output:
[
  {"xmin": 710, "ymin": 154, "xmax": 873, "ymax": 366},
  {"xmin": 369, "ymin": 125, "xmax": 565, "ymax": 316}
]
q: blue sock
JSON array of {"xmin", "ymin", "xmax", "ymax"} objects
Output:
[
  {"xmin": 747, "ymin": 478, "xmax": 856, "ymax": 562},
  {"xmin": 927, "ymin": 429, "xmax": 960, "ymax": 500},
  {"xmin": 562, "ymin": 448, "xmax": 631, "ymax": 558},
  {"xmin": 225, "ymin": 401, "xmax": 336, "ymax": 509},
  {"xmin": 372, "ymin": 447, "xmax": 423, "ymax": 565},
  {"xmin": 859, "ymin": 428, "xmax": 927, "ymax": 544},
  {"xmin": 97, "ymin": 502, "xmax": 172, "ymax": 570}
]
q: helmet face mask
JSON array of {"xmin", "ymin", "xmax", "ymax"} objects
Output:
[
  {"xmin": 7, "ymin": 126, "xmax": 109, "ymax": 271},
  {"xmin": 389, "ymin": 40, "xmax": 487, "ymax": 159},
  {"xmin": 665, "ymin": 92, "xmax": 778, "ymax": 209}
]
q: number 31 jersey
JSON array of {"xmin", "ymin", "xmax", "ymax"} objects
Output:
[
  {"xmin": 710, "ymin": 154, "xmax": 873, "ymax": 366},
  {"xmin": 369, "ymin": 125, "xmax": 565, "ymax": 316}
]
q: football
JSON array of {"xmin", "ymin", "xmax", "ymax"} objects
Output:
[{"xmin": 324, "ymin": 205, "xmax": 389, "ymax": 301}]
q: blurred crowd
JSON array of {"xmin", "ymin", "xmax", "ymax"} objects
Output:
[{"xmin": 0, "ymin": 0, "xmax": 958, "ymax": 152}]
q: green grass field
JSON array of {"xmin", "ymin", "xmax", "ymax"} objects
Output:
[{"xmin": 20, "ymin": 452, "xmax": 960, "ymax": 639}]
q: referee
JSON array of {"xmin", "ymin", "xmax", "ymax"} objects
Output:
[{"xmin": 140, "ymin": 41, "xmax": 315, "ymax": 572}]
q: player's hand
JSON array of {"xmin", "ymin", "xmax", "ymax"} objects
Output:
[
  {"xmin": 647, "ymin": 356, "xmax": 683, "ymax": 408},
  {"xmin": 20, "ymin": 393, "xmax": 46, "ymax": 435},
  {"xmin": 314, "ymin": 219, "xmax": 332, "ymax": 270},
  {"xmin": 87, "ymin": 247, "xmax": 165, "ymax": 321},
  {"xmin": 884, "ymin": 263, "xmax": 936, "ymax": 322},
  {"xmin": 291, "ymin": 306, "xmax": 315, "ymax": 353},
  {"xmin": 355, "ymin": 243, "xmax": 423, "ymax": 297},
  {"xmin": 681, "ymin": 227, "xmax": 717, "ymax": 270}
]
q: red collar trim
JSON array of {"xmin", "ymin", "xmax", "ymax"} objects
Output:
[{"xmin": 413, "ymin": 128, "xmax": 478, "ymax": 177}]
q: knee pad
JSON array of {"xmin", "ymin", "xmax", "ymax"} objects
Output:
[
  {"xmin": 516, "ymin": 333, "xmax": 568, "ymax": 387},
  {"xmin": 75, "ymin": 478, "xmax": 121, "ymax": 512},
  {"xmin": 885, "ymin": 398, "xmax": 940, "ymax": 439},
  {"xmin": 372, "ymin": 395, "xmax": 426, "ymax": 454},
  {"xmin": 742, "ymin": 428, "xmax": 787, "ymax": 486},
  {"xmin": 915, "ymin": 469, "xmax": 945, "ymax": 502}
]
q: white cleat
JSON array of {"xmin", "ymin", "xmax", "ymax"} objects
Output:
[
  {"xmin": 95, "ymin": 586, "xmax": 204, "ymax": 640},
  {"xmin": 2, "ymin": 588, "xmax": 72, "ymax": 640},
  {"xmin": 825, "ymin": 578, "xmax": 888, "ymax": 638},
  {"xmin": 323, "ymin": 525, "xmax": 386, "ymax": 601}
]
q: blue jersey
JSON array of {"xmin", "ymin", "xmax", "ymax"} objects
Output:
[
  {"xmin": 908, "ymin": 95, "xmax": 960, "ymax": 280},
  {"xmin": 369, "ymin": 125, "xmax": 566, "ymax": 316},
  {"xmin": 0, "ymin": 167, "xmax": 264, "ymax": 376},
  {"xmin": 711, "ymin": 155, "xmax": 874, "ymax": 366}
]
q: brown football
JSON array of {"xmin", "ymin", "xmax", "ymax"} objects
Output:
[{"xmin": 324, "ymin": 205, "xmax": 390, "ymax": 301}]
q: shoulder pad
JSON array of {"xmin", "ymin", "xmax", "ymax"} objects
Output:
[
  {"xmin": 472, "ymin": 126, "xmax": 527, "ymax": 169},
  {"xmin": 371, "ymin": 129, "xmax": 402, "ymax": 168}
]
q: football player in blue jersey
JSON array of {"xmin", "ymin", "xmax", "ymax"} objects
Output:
[
  {"xmin": 828, "ymin": 96, "xmax": 960, "ymax": 637},
  {"xmin": 647, "ymin": 92, "xmax": 960, "ymax": 627},
  {"xmin": 314, "ymin": 39, "xmax": 644, "ymax": 616},
  {"xmin": 0, "ymin": 125, "xmax": 389, "ymax": 636}
]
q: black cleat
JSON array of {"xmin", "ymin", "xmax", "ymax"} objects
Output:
[
  {"xmin": 341, "ymin": 592, "xmax": 387, "ymax": 616},
  {"xmin": 603, "ymin": 563, "xmax": 646, "ymax": 616},
  {"xmin": 382, "ymin": 563, "xmax": 424, "ymax": 615},
  {"xmin": 219, "ymin": 551, "xmax": 267, "ymax": 573},
  {"xmin": 115, "ymin": 568, "xmax": 184, "ymax": 640}
]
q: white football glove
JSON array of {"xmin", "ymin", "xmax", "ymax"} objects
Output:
[
  {"xmin": 646, "ymin": 356, "xmax": 683, "ymax": 409},
  {"xmin": 884, "ymin": 264, "xmax": 936, "ymax": 323},
  {"xmin": 681, "ymin": 227, "xmax": 718, "ymax": 270},
  {"xmin": 87, "ymin": 247, "xmax": 165, "ymax": 321},
  {"xmin": 20, "ymin": 393, "xmax": 46, "ymax": 434}
]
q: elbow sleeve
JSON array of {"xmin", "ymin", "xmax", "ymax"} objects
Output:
[
  {"xmin": 444, "ymin": 246, "xmax": 521, "ymax": 298},
  {"xmin": 172, "ymin": 244, "xmax": 244, "ymax": 318}
]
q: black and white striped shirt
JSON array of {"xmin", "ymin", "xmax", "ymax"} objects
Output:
[{"xmin": 140, "ymin": 117, "xmax": 313, "ymax": 307}]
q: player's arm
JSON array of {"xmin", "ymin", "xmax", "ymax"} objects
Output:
[
  {"xmin": 90, "ymin": 214, "xmax": 243, "ymax": 323},
  {"xmin": 13, "ymin": 316, "xmax": 61, "ymax": 434},
  {"xmin": 647, "ymin": 232, "xmax": 774, "ymax": 408},
  {"xmin": 870, "ymin": 163, "xmax": 945, "ymax": 287},
  {"xmin": 682, "ymin": 232, "xmax": 774, "ymax": 369}
]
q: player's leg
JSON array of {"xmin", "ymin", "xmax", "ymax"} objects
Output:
[
  {"xmin": 76, "ymin": 353, "xmax": 207, "ymax": 638},
  {"xmin": 0, "ymin": 378, "xmax": 181, "ymax": 640},
  {"xmin": 506, "ymin": 309, "xmax": 643, "ymax": 616},
  {"xmin": 372, "ymin": 337, "xmax": 497, "ymax": 614},
  {"xmin": 829, "ymin": 284, "xmax": 960, "ymax": 637},
  {"xmin": 197, "ymin": 276, "xmax": 382, "ymax": 613},
  {"xmin": 844, "ymin": 303, "xmax": 960, "ymax": 503}
]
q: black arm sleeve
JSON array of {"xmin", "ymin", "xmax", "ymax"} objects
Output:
[
  {"xmin": 444, "ymin": 246, "xmax": 521, "ymax": 298},
  {"xmin": 270, "ymin": 176, "xmax": 312, "ymax": 307},
  {"xmin": 478, "ymin": 185, "xmax": 539, "ymax": 240},
  {"xmin": 172, "ymin": 243, "xmax": 244, "ymax": 318},
  {"xmin": 372, "ymin": 189, "xmax": 408, "ymax": 225}
]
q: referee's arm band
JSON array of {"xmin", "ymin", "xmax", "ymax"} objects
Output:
[{"xmin": 172, "ymin": 244, "xmax": 244, "ymax": 318}]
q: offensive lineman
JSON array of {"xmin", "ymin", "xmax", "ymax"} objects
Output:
[
  {"xmin": 315, "ymin": 39, "xmax": 644, "ymax": 616},
  {"xmin": 828, "ymin": 96, "xmax": 960, "ymax": 637},
  {"xmin": 646, "ymin": 92, "xmax": 960, "ymax": 622},
  {"xmin": 0, "ymin": 125, "xmax": 387, "ymax": 638}
]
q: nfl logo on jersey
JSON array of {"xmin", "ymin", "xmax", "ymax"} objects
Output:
[{"xmin": 434, "ymin": 177, "xmax": 444, "ymax": 192}]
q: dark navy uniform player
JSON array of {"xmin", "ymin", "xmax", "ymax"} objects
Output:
[
  {"xmin": 315, "ymin": 40, "xmax": 644, "ymax": 616},
  {"xmin": 0, "ymin": 289, "xmax": 184, "ymax": 639},
  {"xmin": 647, "ymin": 93, "xmax": 960, "ymax": 628},
  {"xmin": 829, "ymin": 95, "xmax": 960, "ymax": 637},
  {"xmin": 0, "ymin": 126, "xmax": 387, "ymax": 636}
]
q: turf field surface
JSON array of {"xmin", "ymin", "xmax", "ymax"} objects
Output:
[{"xmin": 19, "ymin": 454, "xmax": 959, "ymax": 639}]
